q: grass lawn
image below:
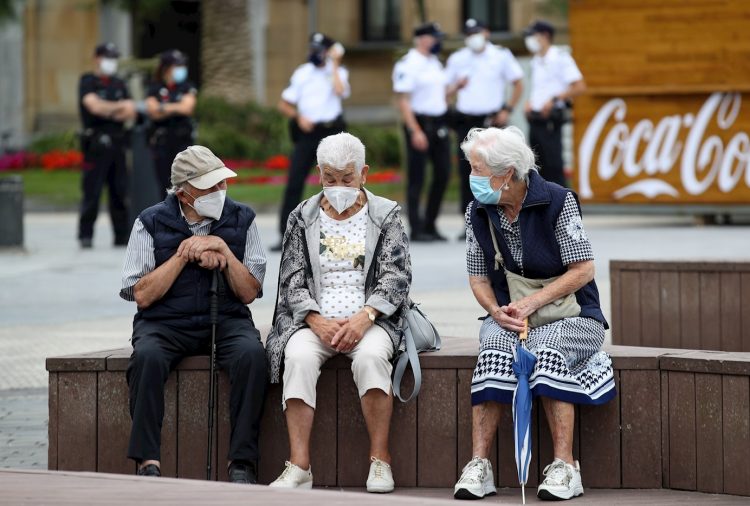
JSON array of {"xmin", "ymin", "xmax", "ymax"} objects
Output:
[{"xmin": 5, "ymin": 167, "xmax": 462, "ymax": 212}]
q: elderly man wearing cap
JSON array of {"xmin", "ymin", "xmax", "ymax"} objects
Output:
[
  {"xmin": 146, "ymin": 49, "xmax": 198, "ymax": 192},
  {"xmin": 78, "ymin": 42, "xmax": 136, "ymax": 249},
  {"xmin": 120, "ymin": 145, "xmax": 267, "ymax": 483},
  {"xmin": 393, "ymin": 22, "xmax": 458, "ymax": 243},
  {"xmin": 446, "ymin": 19, "xmax": 523, "ymax": 230},
  {"xmin": 273, "ymin": 32, "xmax": 349, "ymax": 251},
  {"xmin": 523, "ymin": 20, "xmax": 586, "ymax": 187}
]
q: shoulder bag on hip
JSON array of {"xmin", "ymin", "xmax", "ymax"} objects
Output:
[{"xmin": 487, "ymin": 217, "xmax": 580, "ymax": 328}]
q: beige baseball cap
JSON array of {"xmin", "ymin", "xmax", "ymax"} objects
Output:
[{"xmin": 170, "ymin": 145, "xmax": 237, "ymax": 190}]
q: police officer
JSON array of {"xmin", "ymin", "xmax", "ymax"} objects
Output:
[
  {"xmin": 446, "ymin": 18, "xmax": 523, "ymax": 221},
  {"xmin": 272, "ymin": 33, "xmax": 349, "ymax": 251},
  {"xmin": 78, "ymin": 42, "xmax": 136, "ymax": 249},
  {"xmin": 393, "ymin": 22, "xmax": 454, "ymax": 242},
  {"xmin": 146, "ymin": 49, "xmax": 197, "ymax": 193},
  {"xmin": 524, "ymin": 20, "xmax": 586, "ymax": 187}
]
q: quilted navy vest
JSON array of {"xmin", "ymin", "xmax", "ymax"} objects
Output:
[
  {"xmin": 136, "ymin": 194, "xmax": 255, "ymax": 326},
  {"xmin": 469, "ymin": 170, "xmax": 607, "ymax": 328}
]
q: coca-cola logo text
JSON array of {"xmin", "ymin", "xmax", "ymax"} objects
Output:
[{"xmin": 578, "ymin": 93, "xmax": 750, "ymax": 199}]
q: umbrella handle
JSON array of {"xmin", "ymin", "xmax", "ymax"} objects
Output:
[{"xmin": 519, "ymin": 317, "xmax": 529, "ymax": 341}]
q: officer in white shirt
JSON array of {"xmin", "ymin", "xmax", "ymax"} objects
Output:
[
  {"xmin": 524, "ymin": 20, "xmax": 586, "ymax": 187},
  {"xmin": 393, "ymin": 22, "xmax": 456, "ymax": 242},
  {"xmin": 275, "ymin": 32, "xmax": 350, "ymax": 250},
  {"xmin": 446, "ymin": 18, "xmax": 523, "ymax": 222}
]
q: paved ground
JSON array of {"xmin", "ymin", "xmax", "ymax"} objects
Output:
[
  {"xmin": 2, "ymin": 469, "xmax": 749, "ymax": 505},
  {"xmin": 1, "ymin": 209, "xmax": 749, "ymax": 472}
]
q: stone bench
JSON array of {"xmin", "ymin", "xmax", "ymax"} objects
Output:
[
  {"xmin": 46, "ymin": 339, "xmax": 750, "ymax": 496},
  {"xmin": 610, "ymin": 260, "xmax": 750, "ymax": 351}
]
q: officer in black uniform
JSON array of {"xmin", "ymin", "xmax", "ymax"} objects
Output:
[
  {"xmin": 145, "ymin": 49, "xmax": 197, "ymax": 193},
  {"xmin": 78, "ymin": 42, "xmax": 135, "ymax": 249}
]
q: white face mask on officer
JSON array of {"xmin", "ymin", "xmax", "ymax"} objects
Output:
[
  {"xmin": 323, "ymin": 186, "xmax": 360, "ymax": 214},
  {"xmin": 465, "ymin": 33, "xmax": 486, "ymax": 52},
  {"xmin": 99, "ymin": 58, "xmax": 118, "ymax": 76},
  {"xmin": 524, "ymin": 35, "xmax": 542, "ymax": 54},
  {"xmin": 184, "ymin": 189, "xmax": 226, "ymax": 220}
]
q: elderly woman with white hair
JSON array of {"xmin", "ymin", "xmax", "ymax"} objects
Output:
[
  {"xmin": 266, "ymin": 132, "xmax": 411, "ymax": 493},
  {"xmin": 454, "ymin": 127, "xmax": 615, "ymax": 502}
]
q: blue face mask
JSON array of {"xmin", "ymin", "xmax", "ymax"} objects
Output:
[
  {"xmin": 429, "ymin": 41, "xmax": 443, "ymax": 54},
  {"xmin": 470, "ymin": 175, "xmax": 502, "ymax": 205},
  {"xmin": 171, "ymin": 66, "xmax": 188, "ymax": 84}
]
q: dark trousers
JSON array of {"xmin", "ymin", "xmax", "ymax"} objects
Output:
[
  {"xmin": 454, "ymin": 113, "xmax": 493, "ymax": 215},
  {"xmin": 78, "ymin": 140, "xmax": 130, "ymax": 242},
  {"xmin": 529, "ymin": 118, "xmax": 566, "ymax": 187},
  {"xmin": 278, "ymin": 120, "xmax": 344, "ymax": 235},
  {"xmin": 126, "ymin": 317, "xmax": 267, "ymax": 464},
  {"xmin": 405, "ymin": 114, "xmax": 451, "ymax": 236},
  {"xmin": 152, "ymin": 138, "xmax": 191, "ymax": 195}
]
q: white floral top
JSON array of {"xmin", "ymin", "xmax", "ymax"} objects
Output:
[
  {"xmin": 319, "ymin": 204, "xmax": 368, "ymax": 318},
  {"xmin": 465, "ymin": 193, "xmax": 594, "ymax": 277}
]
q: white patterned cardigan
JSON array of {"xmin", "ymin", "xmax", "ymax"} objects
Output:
[{"xmin": 266, "ymin": 190, "xmax": 412, "ymax": 383}]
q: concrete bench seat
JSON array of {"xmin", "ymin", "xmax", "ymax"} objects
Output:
[{"xmin": 46, "ymin": 338, "xmax": 750, "ymax": 497}]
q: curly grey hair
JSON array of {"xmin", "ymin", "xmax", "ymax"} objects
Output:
[
  {"xmin": 460, "ymin": 126, "xmax": 536, "ymax": 181},
  {"xmin": 316, "ymin": 132, "xmax": 366, "ymax": 174}
]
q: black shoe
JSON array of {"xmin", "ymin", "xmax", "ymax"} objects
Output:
[
  {"xmin": 425, "ymin": 231, "xmax": 448, "ymax": 242},
  {"xmin": 80, "ymin": 238, "xmax": 93, "ymax": 249},
  {"xmin": 137, "ymin": 464, "xmax": 161, "ymax": 477},
  {"xmin": 269, "ymin": 242, "xmax": 282, "ymax": 252},
  {"xmin": 228, "ymin": 460, "xmax": 257, "ymax": 484},
  {"xmin": 410, "ymin": 232, "xmax": 434, "ymax": 243}
]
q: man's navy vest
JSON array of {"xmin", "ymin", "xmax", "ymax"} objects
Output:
[
  {"xmin": 469, "ymin": 170, "xmax": 607, "ymax": 328},
  {"xmin": 136, "ymin": 194, "xmax": 255, "ymax": 326}
]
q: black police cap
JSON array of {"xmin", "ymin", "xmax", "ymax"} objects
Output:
[
  {"xmin": 309, "ymin": 32, "xmax": 335, "ymax": 50},
  {"xmin": 524, "ymin": 20, "xmax": 555, "ymax": 37},
  {"xmin": 94, "ymin": 42, "xmax": 120, "ymax": 58},
  {"xmin": 463, "ymin": 18, "xmax": 488, "ymax": 35},
  {"xmin": 160, "ymin": 49, "xmax": 188, "ymax": 66},
  {"xmin": 413, "ymin": 22, "xmax": 444, "ymax": 38}
]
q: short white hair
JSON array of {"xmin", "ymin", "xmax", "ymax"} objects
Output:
[
  {"xmin": 316, "ymin": 132, "xmax": 366, "ymax": 174},
  {"xmin": 460, "ymin": 126, "xmax": 536, "ymax": 180}
]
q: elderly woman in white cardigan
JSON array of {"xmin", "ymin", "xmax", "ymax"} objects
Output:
[{"xmin": 266, "ymin": 132, "xmax": 411, "ymax": 493}]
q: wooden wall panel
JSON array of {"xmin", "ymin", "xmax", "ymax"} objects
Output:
[
  {"xmin": 417, "ymin": 370, "xmax": 457, "ymax": 487},
  {"xmin": 579, "ymin": 375, "xmax": 620, "ymax": 488},
  {"xmin": 391, "ymin": 372, "xmax": 417, "ymax": 487},
  {"xmin": 619, "ymin": 271, "xmax": 642, "ymax": 346},
  {"xmin": 668, "ymin": 372, "xmax": 696, "ymax": 491},
  {"xmin": 97, "ymin": 371, "xmax": 132, "ymax": 475},
  {"xmin": 722, "ymin": 375, "xmax": 750, "ymax": 496},
  {"xmin": 621, "ymin": 370, "xmax": 661, "ymax": 488},
  {"xmin": 695, "ymin": 374, "xmax": 723, "ymax": 493},
  {"xmin": 177, "ymin": 371, "xmax": 212, "ymax": 480},
  {"xmin": 48, "ymin": 373, "xmax": 58, "ymax": 471},
  {"xmin": 640, "ymin": 272, "xmax": 661, "ymax": 346},
  {"xmin": 720, "ymin": 273, "xmax": 742, "ymax": 352},
  {"xmin": 742, "ymin": 273, "xmax": 750, "ymax": 352},
  {"xmin": 679, "ymin": 273, "xmax": 701, "ymax": 350},
  {"xmin": 337, "ymin": 369, "xmax": 369, "ymax": 487},
  {"xmin": 659, "ymin": 272, "xmax": 682, "ymax": 349},
  {"xmin": 310, "ymin": 369, "xmax": 337, "ymax": 487},
  {"xmin": 699, "ymin": 273, "xmax": 721, "ymax": 351},
  {"xmin": 57, "ymin": 372, "xmax": 97, "ymax": 472}
]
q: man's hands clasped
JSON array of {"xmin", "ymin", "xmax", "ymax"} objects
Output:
[{"xmin": 176, "ymin": 235, "xmax": 230, "ymax": 270}]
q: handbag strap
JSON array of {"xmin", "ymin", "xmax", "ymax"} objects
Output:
[
  {"xmin": 487, "ymin": 216, "xmax": 505, "ymax": 271},
  {"xmin": 392, "ymin": 323, "xmax": 421, "ymax": 403}
]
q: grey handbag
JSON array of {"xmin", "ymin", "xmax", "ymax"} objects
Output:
[
  {"xmin": 487, "ymin": 217, "xmax": 580, "ymax": 328},
  {"xmin": 392, "ymin": 301, "xmax": 441, "ymax": 402}
]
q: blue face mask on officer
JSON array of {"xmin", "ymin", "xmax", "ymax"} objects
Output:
[{"xmin": 171, "ymin": 66, "xmax": 188, "ymax": 84}]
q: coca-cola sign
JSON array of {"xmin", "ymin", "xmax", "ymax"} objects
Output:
[{"xmin": 577, "ymin": 92, "xmax": 750, "ymax": 202}]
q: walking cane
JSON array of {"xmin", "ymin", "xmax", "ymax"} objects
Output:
[{"xmin": 206, "ymin": 268, "xmax": 223, "ymax": 480}]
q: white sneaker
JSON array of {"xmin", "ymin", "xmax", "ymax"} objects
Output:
[
  {"xmin": 366, "ymin": 457, "xmax": 394, "ymax": 493},
  {"xmin": 268, "ymin": 461, "xmax": 313, "ymax": 489},
  {"xmin": 454, "ymin": 457, "xmax": 496, "ymax": 500},
  {"xmin": 537, "ymin": 459, "xmax": 584, "ymax": 500}
]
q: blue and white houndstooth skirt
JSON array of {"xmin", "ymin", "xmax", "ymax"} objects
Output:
[{"xmin": 471, "ymin": 316, "xmax": 616, "ymax": 406}]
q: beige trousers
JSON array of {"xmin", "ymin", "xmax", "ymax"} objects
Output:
[{"xmin": 282, "ymin": 325, "xmax": 394, "ymax": 409}]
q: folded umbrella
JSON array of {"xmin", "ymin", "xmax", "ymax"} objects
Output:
[{"xmin": 512, "ymin": 318, "xmax": 536, "ymax": 504}]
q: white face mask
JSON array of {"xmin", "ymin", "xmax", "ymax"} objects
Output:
[
  {"xmin": 525, "ymin": 35, "xmax": 542, "ymax": 54},
  {"xmin": 465, "ymin": 33, "xmax": 486, "ymax": 52},
  {"xmin": 99, "ymin": 58, "xmax": 118, "ymax": 76},
  {"xmin": 186, "ymin": 189, "xmax": 226, "ymax": 220},
  {"xmin": 323, "ymin": 186, "xmax": 360, "ymax": 214}
]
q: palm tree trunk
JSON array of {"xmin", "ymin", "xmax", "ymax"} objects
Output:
[{"xmin": 201, "ymin": 0, "xmax": 254, "ymax": 103}]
